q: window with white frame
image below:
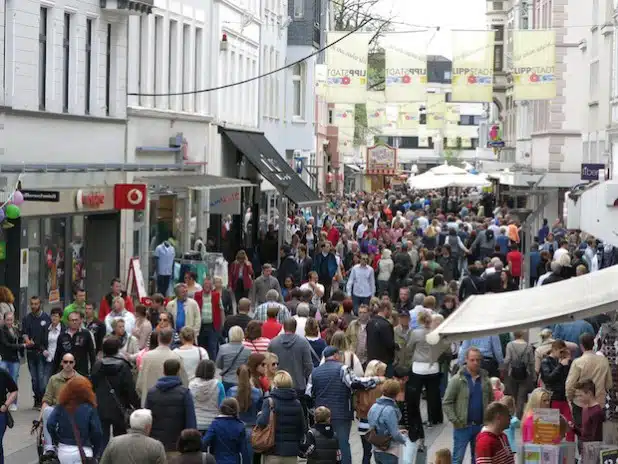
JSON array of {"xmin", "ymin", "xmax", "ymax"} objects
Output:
[
  {"xmin": 263, "ymin": 46, "xmax": 270, "ymax": 117},
  {"xmin": 270, "ymin": 47, "xmax": 276, "ymax": 117},
  {"xmin": 293, "ymin": 0, "xmax": 304, "ymax": 18},
  {"xmin": 195, "ymin": 28, "xmax": 203, "ymax": 112},
  {"xmin": 292, "ymin": 63, "xmax": 304, "ymax": 118}
]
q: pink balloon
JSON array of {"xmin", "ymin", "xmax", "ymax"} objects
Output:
[{"xmin": 12, "ymin": 191, "xmax": 24, "ymax": 205}]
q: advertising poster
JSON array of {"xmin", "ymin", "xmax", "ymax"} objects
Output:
[
  {"xmin": 366, "ymin": 92, "xmax": 387, "ymax": 128},
  {"xmin": 426, "ymin": 93, "xmax": 446, "ymax": 130},
  {"xmin": 512, "ymin": 30, "xmax": 556, "ymax": 100},
  {"xmin": 451, "ymin": 30, "xmax": 495, "ymax": 102},
  {"xmin": 326, "ymin": 32, "xmax": 369, "ymax": 103},
  {"xmin": 384, "ymin": 32, "xmax": 427, "ymax": 102},
  {"xmin": 332, "ymin": 104, "xmax": 356, "ymax": 128}
]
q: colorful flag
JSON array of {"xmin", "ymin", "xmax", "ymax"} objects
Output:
[
  {"xmin": 326, "ymin": 32, "xmax": 369, "ymax": 103},
  {"xmin": 451, "ymin": 30, "xmax": 495, "ymax": 102},
  {"xmin": 366, "ymin": 92, "xmax": 387, "ymax": 128},
  {"xmin": 426, "ymin": 93, "xmax": 446, "ymax": 130},
  {"xmin": 512, "ymin": 30, "xmax": 556, "ymax": 100},
  {"xmin": 383, "ymin": 33, "xmax": 427, "ymax": 103},
  {"xmin": 332, "ymin": 104, "xmax": 355, "ymax": 128}
]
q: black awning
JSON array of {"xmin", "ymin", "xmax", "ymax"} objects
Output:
[{"xmin": 221, "ymin": 128, "xmax": 323, "ymax": 207}]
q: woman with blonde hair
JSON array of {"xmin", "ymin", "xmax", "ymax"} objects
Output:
[
  {"xmin": 356, "ymin": 360, "xmax": 387, "ymax": 464},
  {"xmin": 263, "ymin": 352, "xmax": 279, "ymax": 385},
  {"xmin": 521, "ymin": 387, "xmax": 565, "ymax": 444},
  {"xmin": 0, "ymin": 287, "xmax": 14, "ymax": 322},
  {"xmin": 320, "ymin": 330, "xmax": 364, "ymax": 376}
]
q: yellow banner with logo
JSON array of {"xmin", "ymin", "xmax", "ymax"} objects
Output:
[
  {"xmin": 366, "ymin": 92, "xmax": 387, "ymax": 128},
  {"xmin": 461, "ymin": 137, "xmax": 472, "ymax": 148},
  {"xmin": 451, "ymin": 30, "xmax": 494, "ymax": 102},
  {"xmin": 446, "ymin": 103, "xmax": 460, "ymax": 123},
  {"xmin": 332, "ymin": 104, "xmax": 355, "ymax": 128},
  {"xmin": 338, "ymin": 127, "xmax": 355, "ymax": 155},
  {"xmin": 326, "ymin": 32, "xmax": 369, "ymax": 103},
  {"xmin": 512, "ymin": 30, "xmax": 556, "ymax": 100},
  {"xmin": 426, "ymin": 93, "xmax": 446, "ymax": 130},
  {"xmin": 383, "ymin": 32, "xmax": 427, "ymax": 103},
  {"xmin": 398, "ymin": 103, "xmax": 420, "ymax": 129}
]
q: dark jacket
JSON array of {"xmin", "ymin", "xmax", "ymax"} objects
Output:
[
  {"xmin": 256, "ymin": 388, "xmax": 305, "ymax": 457},
  {"xmin": 299, "ymin": 256, "xmax": 314, "ymax": 283},
  {"xmin": 169, "ymin": 453, "xmax": 216, "ymax": 464},
  {"xmin": 458, "ymin": 275, "xmax": 484, "ymax": 301},
  {"xmin": 21, "ymin": 311, "xmax": 51, "ymax": 353},
  {"xmin": 540, "ymin": 356, "xmax": 570, "ymax": 401},
  {"xmin": 47, "ymin": 403, "xmax": 104, "ymax": 456},
  {"xmin": 145, "ymin": 376, "xmax": 197, "ymax": 451},
  {"xmin": 53, "ymin": 328, "xmax": 97, "ymax": 376},
  {"xmin": 90, "ymin": 356, "xmax": 140, "ymax": 422},
  {"xmin": 310, "ymin": 360, "xmax": 353, "ymax": 421},
  {"xmin": 202, "ymin": 415, "xmax": 250, "ymax": 464},
  {"xmin": 313, "ymin": 252, "xmax": 338, "ymax": 282},
  {"xmin": 366, "ymin": 315, "xmax": 396, "ymax": 365},
  {"xmin": 85, "ymin": 319, "xmax": 106, "ymax": 353},
  {"xmin": 300, "ymin": 423, "xmax": 340, "ymax": 464},
  {"xmin": 279, "ymin": 254, "xmax": 301, "ymax": 287},
  {"xmin": 0, "ymin": 325, "xmax": 23, "ymax": 363}
]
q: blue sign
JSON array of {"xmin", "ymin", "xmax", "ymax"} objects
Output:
[{"xmin": 581, "ymin": 163, "xmax": 605, "ymax": 181}]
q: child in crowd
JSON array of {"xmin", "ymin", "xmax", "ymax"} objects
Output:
[
  {"xmin": 434, "ymin": 449, "xmax": 452, "ymax": 464},
  {"xmin": 202, "ymin": 398, "xmax": 250, "ymax": 464},
  {"xmin": 299, "ymin": 406, "xmax": 342, "ymax": 463},
  {"xmin": 500, "ymin": 396, "xmax": 521, "ymax": 453},
  {"xmin": 491, "ymin": 377, "xmax": 505, "ymax": 401},
  {"xmin": 475, "ymin": 402, "xmax": 515, "ymax": 464},
  {"xmin": 570, "ymin": 379, "xmax": 605, "ymax": 450}
]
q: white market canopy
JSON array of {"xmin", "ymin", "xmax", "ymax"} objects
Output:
[
  {"xmin": 426, "ymin": 265, "xmax": 618, "ymax": 345},
  {"xmin": 407, "ymin": 163, "xmax": 491, "ymax": 190}
]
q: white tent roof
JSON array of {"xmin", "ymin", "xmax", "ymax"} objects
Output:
[
  {"xmin": 408, "ymin": 172, "xmax": 491, "ymax": 190},
  {"xmin": 429, "ymin": 164, "xmax": 469, "ymax": 175},
  {"xmin": 426, "ymin": 265, "xmax": 618, "ymax": 345}
]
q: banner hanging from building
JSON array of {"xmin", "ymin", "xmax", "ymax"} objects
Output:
[
  {"xmin": 332, "ymin": 104, "xmax": 356, "ymax": 128},
  {"xmin": 338, "ymin": 127, "xmax": 355, "ymax": 155},
  {"xmin": 315, "ymin": 64, "xmax": 327, "ymax": 97},
  {"xmin": 383, "ymin": 33, "xmax": 427, "ymax": 103},
  {"xmin": 426, "ymin": 93, "xmax": 446, "ymax": 130},
  {"xmin": 366, "ymin": 144, "xmax": 397, "ymax": 175},
  {"xmin": 419, "ymin": 135, "xmax": 429, "ymax": 147},
  {"xmin": 398, "ymin": 103, "xmax": 420, "ymax": 129},
  {"xmin": 446, "ymin": 103, "xmax": 460, "ymax": 123},
  {"xmin": 451, "ymin": 30, "xmax": 494, "ymax": 102},
  {"xmin": 366, "ymin": 92, "xmax": 387, "ymax": 128},
  {"xmin": 447, "ymin": 136, "xmax": 459, "ymax": 148},
  {"xmin": 512, "ymin": 30, "xmax": 556, "ymax": 100},
  {"xmin": 326, "ymin": 32, "xmax": 369, "ymax": 103},
  {"xmin": 461, "ymin": 137, "xmax": 472, "ymax": 148}
]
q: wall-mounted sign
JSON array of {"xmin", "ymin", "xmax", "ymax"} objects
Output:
[
  {"xmin": 209, "ymin": 187, "xmax": 241, "ymax": 215},
  {"xmin": 366, "ymin": 144, "xmax": 397, "ymax": 175},
  {"xmin": 21, "ymin": 190, "xmax": 60, "ymax": 202},
  {"xmin": 75, "ymin": 190, "xmax": 105, "ymax": 210},
  {"xmin": 581, "ymin": 163, "xmax": 605, "ymax": 181},
  {"xmin": 114, "ymin": 184, "xmax": 147, "ymax": 210}
]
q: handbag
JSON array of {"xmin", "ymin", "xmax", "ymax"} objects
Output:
[
  {"xmin": 68, "ymin": 413, "xmax": 98, "ymax": 463},
  {"xmin": 365, "ymin": 406, "xmax": 392, "ymax": 451},
  {"xmin": 6, "ymin": 410, "xmax": 14, "ymax": 428},
  {"xmin": 251, "ymin": 397, "xmax": 276, "ymax": 453},
  {"xmin": 103, "ymin": 376, "xmax": 134, "ymax": 427}
]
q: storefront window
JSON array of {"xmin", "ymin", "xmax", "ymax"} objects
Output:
[
  {"xmin": 71, "ymin": 215, "xmax": 84, "ymax": 292},
  {"xmin": 43, "ymin": 218, "xmax": 66, "ymax": 307},
  {"xmin": 26, "ymin": 219, "xmax": 41, "ymax": 302}
]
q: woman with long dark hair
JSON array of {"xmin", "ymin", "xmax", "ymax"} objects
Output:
[
  {"xmin": 246, "ymin": 353, "xmax": 270, "ymax": 393},
  {"xmin": 0, "ymin": 312, "xmax": 28, "ymax": 410},
  {"xmin": 46, "ymin": 376, "xmax": 103, "ymax": 462}
]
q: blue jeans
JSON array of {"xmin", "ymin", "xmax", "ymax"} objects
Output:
[
  {"xmin": 27, "ymin": 352, "xmax": 47, "ymax": 402},
  {"xmin": 0, "ymin": 411, "xmax": 6, "ymax": 464},
  {"xmin": 351, "ymin": 295, "xmax": 370, "ymax": 315},
  {"xmin": 374, "ymin": 451, "xmax": 398, "ymax": 464},
  {"xmin": 0, "ymin": 361, "xmax": 19, "ymax": 405},
  {"xmin": 331, "ymin": 419, "xmax": 352, "ymax": 464},
  {"xmin": 198, "ymin": 323, "xmax": 221, "ymax": 360},
  {"xmin": 453, "ymin": 424, "xmax": 483, "ymax": 464}
]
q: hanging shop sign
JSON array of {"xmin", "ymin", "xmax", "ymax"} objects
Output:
[
  {"xmin": 332, "ymin": 104, "xmax": 356, "ymax": 128},
  {"xmin": 512, "ymin": 30, "xmax": 556, "ymax": 101},
  {"xmin": 366, "ymin": 92, "xmax": 387, "ymax": 128},
  {"xmin": 383, "ymin": 32, "xmax": 427, "ymax": 103},
  {"xmin": 21, "ymin": 189, "xmax": 60, "ymax": 202},
  {"xmin": 114, "ymin": 184, "xmax": 147, "ymax": 210},
  {"xmin": 581, "ymin": 163, "xmax": 605, "ymax": 181},
  {"xmin": 326, "ymin": 32, "xmax": 369, "ymax": 103},
  {"xmin": 426, "ymin": 93, "xmax": 446, "ymax": 130},
  {"xmin": 451, "ymin": 30, "xmax": 495, "ymax": 102},
  {"xmin": 209, "ymin": 187, "xmax": 241, "ymax": 215},
  {"xmin": 75, "ymin": 190, "xmax": 106, "ymax": 210},
  {"xmin": 338, "ymin": 128, "xmax": 356, "ymax": 156},
  {"xmin": 366, "ymin": 144, "xmax": 397, "ymax": 175}
]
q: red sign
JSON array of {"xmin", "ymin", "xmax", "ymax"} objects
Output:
[
  {"xmin": 75, "ymin": 190, "xmax": 105, "ymax": 210},
  {"xmin": 114, "ymin": 184, "xmax": 147, "ymax": 210}
]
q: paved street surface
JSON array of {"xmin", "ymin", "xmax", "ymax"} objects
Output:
[{"xmin": 5, "ymin": 365, "xmax": 476, "ymax": 464}]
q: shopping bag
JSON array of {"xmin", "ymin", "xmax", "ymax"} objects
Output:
[
  {"xmin": 416, "ymin": 443, "xmax": 427, "ymax": 464},
  {"xmin": 398, "ymin": 437, "xmax": 418, "ymax": 464}
]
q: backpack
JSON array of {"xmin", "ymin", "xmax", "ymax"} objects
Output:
[
  {"xmin": 485, "ymin": 229, "xmax": 495, "ymax": 241},
  {"xmin": 510, "ymin": 343, "xmax": 528, "ymax": 381}
]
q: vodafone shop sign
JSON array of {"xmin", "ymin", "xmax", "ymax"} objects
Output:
[
  {"xmin": 75, "ymin": 190, "xmax": 106, "ymax": 210},
  {"xmin": 113, "ymin": 184, "xmax": 147, "ymax": 210}
]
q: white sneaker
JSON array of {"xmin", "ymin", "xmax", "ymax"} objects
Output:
[{"xmin": 8, "ymin": 404, "xmax": 17, "ymax": 412}]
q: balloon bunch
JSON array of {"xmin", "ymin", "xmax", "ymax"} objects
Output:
[{"xmin": 0, "ymin": 190, "xmax": 24, "ymax": 223}]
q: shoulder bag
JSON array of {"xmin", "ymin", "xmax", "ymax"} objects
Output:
[
  {"xmin": 251, "ymin": 397, "xmax": 276, "ymax": 453},
  {"xmin": 221, "ymin": 347, "xmax": 244, "ymax": 377},
  {"xmin": 68, "ymin": 412, "xmax": 98, "ymax": 463},
  {"xmin": 103, "ymin": 375, "xmax": 134, "ymax": 426},
  {"xmin": 366, "ymin": 405, "xmax": 392, "ymax": 451}
]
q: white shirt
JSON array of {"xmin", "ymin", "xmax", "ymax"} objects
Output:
[
  {"xmin": 105, "ymin": 310, "xmax": 136, "ymax": 335},
  {"xmin": 356, "ymin": 223, "xmax": 368, "ymax": 240},
  {"xmin": 174, "ymin": 346, "xmax": 209, "ymax": 382},
  {"xmin": 47, "ymin": 323, "xmax": 63, "ymax": 362},
  {"xmin": 300, "ymin": 282, "xmax": 325, "ymax": 307},
  {"xmin": 154, "ymin": 243, "xmax": 175, "ymax": 276},
  {"xmin": 553, "ymin": 247, "xmax": 568, "ymax": 262},
  {"xmin": 346, "ymin": 264, "xmax": 375, "ymax": 298}
]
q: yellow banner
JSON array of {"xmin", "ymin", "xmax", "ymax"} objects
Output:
[
  {"xmin": 326, "ymin": 32, "xmax": 369, "ymax": 103},
  {"xmin": 315, "ymin": 64, "xmax": 327, "ymax": 97},
  {"xmin": 451, "ymin": 30, "xmax": 494, "ymax": 102},
  {"xmin": 426, "ymin": 93, "xmax": 446, "ymax": 130},
  {"xmin": 447, "ymin": 136, "xmax": 459, "ymax": 148},
  {"xmin": 512, "ymin": 30, "xmax": 556, "ymax": 100},
  {"xmin": 446, "ymin": 103, "xmax": 460, "ymax": 123},
  {"xmin": 338, "ymin": 127, "xmax": 355, "ymax": 155},
  {"xmin": 461, "ymin": 137, "xmax": 472, "ymax": 148},
  {"xmin": 398, "ymin": 103, "xmax": 420, "ymax": 129},
  {"xmin": 419, "ymin": 135, "xmax": 429, "ymax": 147},
  {"xmin": 366, "ymin": 92, "xmax": 387, "ymax": 128},
  {"xmin": 383, "ymin": 33, "xmax": 427, "ymax": 103},
  {"xmin": 332, "ymin": 104, "xmax": 355, "ymax": 128},
  {"xmin": 445, "ymin": 121, "xmax": 459, "ymax": 137}
]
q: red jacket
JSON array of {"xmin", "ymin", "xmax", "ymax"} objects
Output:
[
  {"xmin": 228, "ymin": 261, "xmax": 254, "ymax": 291},
  {"xmin": 323, "ymin": 227, "xmax": 340, "ymax": 246},
  {"xmin": 475, "ymin": 430, "xmax": 514, "ymax": 464},
  {"xmin": 262, "ymin": 318, "xmax": 283, "ymax": 339},
  {"xmin": 99, "ymin": 292, "xmax": 134, "ymax": 320},
  {"xmin": 194, "ymin": 290, "xmax": 223, "ymax": 331}
]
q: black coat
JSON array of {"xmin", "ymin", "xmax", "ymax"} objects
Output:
[
  {"xmin": 279, "ymin": 254, "xmax": 301, "ymax": 287},
  {"xmin": 53, "ymin": 328, "xmax": 97, "ymax": 376},
  {"xmin": 90, "ymin": 356, "xmax": 140, "ymax": 422},
  {"xmin": 459, "ymin": 275, "xmax": 484, "ymax": 301},
  {"xmin": 366, "ymin": 315, "xmax": 396, "ymax": 365},
  {"xmin": 540, "ymin": 356, "xmax": 570, "ymax": 401},
  {"xmin": 0, "ymin": 326, "xmax": 23, "ymax": 363},
  {"xmin": 257, "ymin": 388, "xmax": 305, "ymax": 457}
]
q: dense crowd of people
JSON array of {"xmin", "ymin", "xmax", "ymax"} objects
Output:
[{"xmin": 0, "ymin": 186, "xmax": 612, "ymax": 464}]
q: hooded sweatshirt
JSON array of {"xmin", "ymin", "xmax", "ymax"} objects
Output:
[
  {"xmin": 202, "ymin": 415, "xmax": 250, "ymax": 464},
  {"xmin": 189, "ymin": 377, "xmax": 225, "ymax": 431},
  {"xmin": 269, "ymin": 333, "xmax": 314, "ymax": 390}
]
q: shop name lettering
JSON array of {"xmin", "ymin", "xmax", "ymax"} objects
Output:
[
  {"xmin": 454, "ymin": 68, "xmax": 492, "ymax": 75},
  {"xmin": 82, "ymin": 193, "xmax": 105, "ymax": 207},
  {"xmin": 328, "ymin": 69, "xmax": 367, "ymax": 77},
  {"xmin": 210, "ymin": 192, "xmax": 240, "ymax": 207},
  {"xmin": 513, "ymin": 66, "xmax": 554, "ymax": 74},
  {"xmin": 386, "ymin": 68, "xmax": 426, "ymax": 76},
  {"xmin": 332, "ymin": 46, "xmax": 367, "ymax": 64}
]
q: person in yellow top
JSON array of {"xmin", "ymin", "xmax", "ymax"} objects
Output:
[{"xmin": 61, "ymin": 288, "xmax": 87, "ymax": 324}]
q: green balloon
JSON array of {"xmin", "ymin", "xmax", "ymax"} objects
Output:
[{"xmin": 5, "ymin": 204, "xmax": 20, "ymax": 219}]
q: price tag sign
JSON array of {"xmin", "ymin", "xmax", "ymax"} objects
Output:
[{"xmin": 600, "ymin": 448, "xmax": 618, "ymax": 464}]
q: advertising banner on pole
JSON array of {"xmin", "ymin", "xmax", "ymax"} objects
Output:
[
  {"xmin": 383, "ymin": 33, "xmax": 427, "ymax": 103},
  {"xmin": 512, "ymin": 30, "xmax": 556, "ymax": 101},
  {"xmin": 426, "ymin": 93, "xmax": 446, "ymax": 130},
  {"xmin": 326, "ymin": 32, "xmax": 369, "ymax": 103},
  {"xmin": 315, "ymin": 64, "xmax": 327, "ymax": 97},
  {"xmin": 398, "ymin": 103, "xmax": 420, "ymax": 129},
  {"xmin": 366, "ymin": 92, "xmax": 387, "ymax": 128},
  {"xmin": 451, "ymin": 30, "xmax": 495, "ymax": 102},
  {"xmin": 332, "ymin": 104, "xmax": 356, "ymax": 128},
  {"xmin": 461, "ymin": 137, "xmax": 472, "ymax": 148},
  {"xmin": 338, "ymin": 127, "xmax": 355, "ymax": 155}
]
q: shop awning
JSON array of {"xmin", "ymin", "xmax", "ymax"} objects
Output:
[
  {"xmin": 426, "ymin": 265, "xmax": 618, "ymax": 345},
  {"xmin": 345, "ymin": 164, "xmax": 363, "ymax": 172},
  {"xmin": 220, "ymin": 128, "xmax": 323, "ymax": 207},
  {"xmin": 136, "ymin": 174, "xmax": 255, "ymax": 190}
]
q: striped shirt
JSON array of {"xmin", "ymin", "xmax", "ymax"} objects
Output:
[
  {"xmin": 243, "ymin": 337, "xmax": 270, "ymax": 354},
  {"xmin": 475, "ymin": 429, "xmax": 514, "ymax": 464}
]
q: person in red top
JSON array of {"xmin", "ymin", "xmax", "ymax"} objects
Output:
[
  {"xmin": 194, "ymin": 277, "xmax": 224, "ymax": 359},
  {"xmin": 322, "ymin": 220, "xmax": 340, "ymax": 248},
  {"xmin": 261, "ymin": 306, "xmax": 283, "ymax": 339},
  {"xmin": 228, "ymin": 250, "xmax": 254, "ymax": 304},
  {"xmin": 506, "ymin": 244, "xmax": 524, "ymax": 287},
  {"xmin": 98, "ymin": 278, "xmax": 134, "ymax": 320},
  {"xmin": 475, "ymin": 402, "xmax": 515, "ymax": 464},
  {"xmin": 570, "ymin": 379, "xmax": 605, "ymax": 450}
]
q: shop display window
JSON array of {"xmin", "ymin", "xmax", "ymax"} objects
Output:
[{"xmin": 43, "ymin": 218, "xmax": 66, "ymax": 307}]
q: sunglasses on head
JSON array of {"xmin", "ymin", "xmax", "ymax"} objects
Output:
[{"xmin": 271, "ymin": 362, "xmax": 279, "ymax": 366}]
